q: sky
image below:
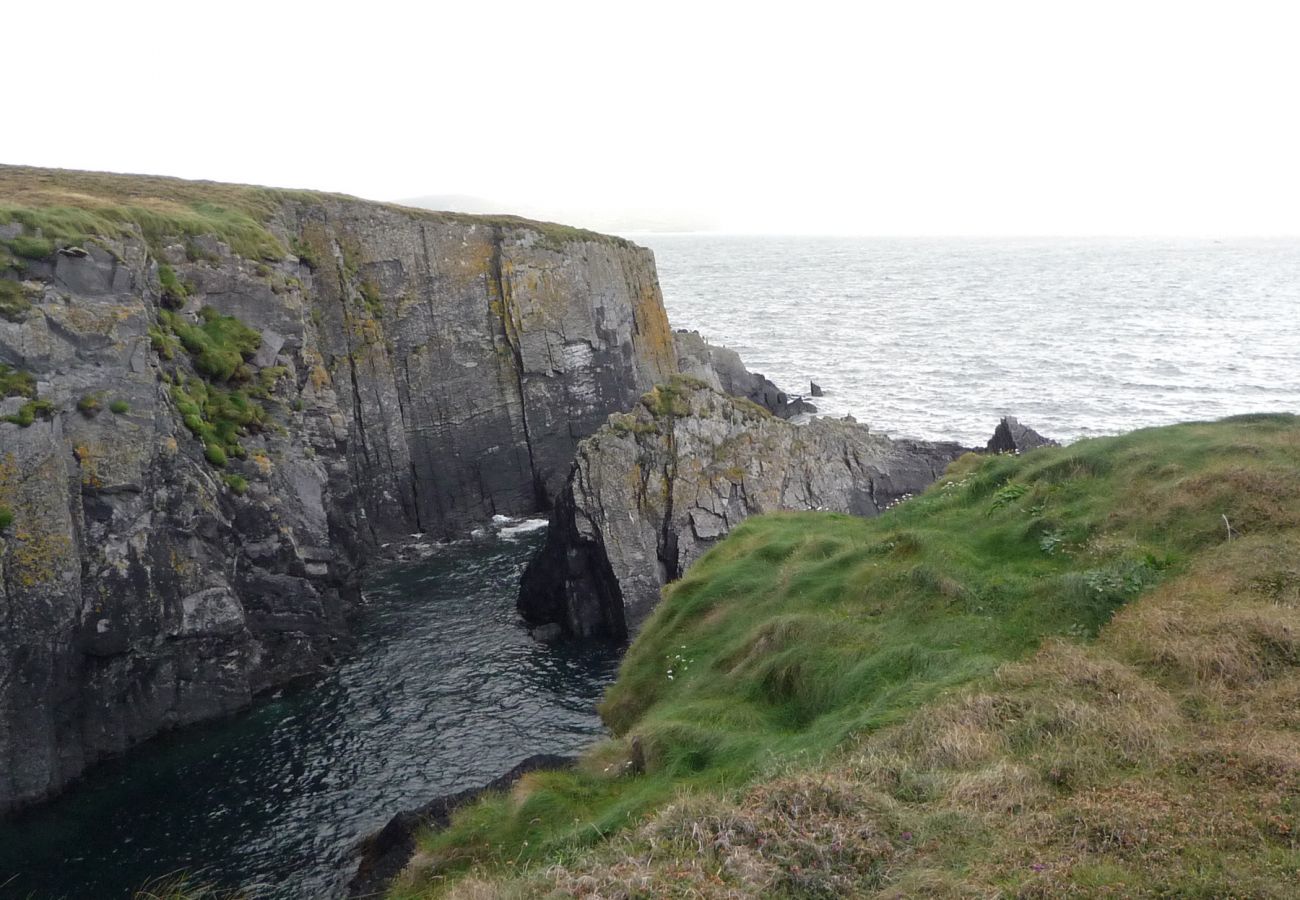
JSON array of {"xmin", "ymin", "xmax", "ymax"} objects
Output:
[{"xmin": 6, "ymin": 0, "xmax": 1300, "ymax": 235}]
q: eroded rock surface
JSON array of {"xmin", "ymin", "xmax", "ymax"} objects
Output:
[
  {"xmin": 673, "ymin": 329, "xmax": 815, "ymax": 418},
  {"xmin": 517, "ymin": 380, "xmax": 970, "ymax": 639}
]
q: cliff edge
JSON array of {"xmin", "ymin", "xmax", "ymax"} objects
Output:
[{"xmin": 0, "ymin": 166, "xmax": 678, "ymax": 812}]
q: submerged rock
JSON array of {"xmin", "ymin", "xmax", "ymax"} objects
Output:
[{"xmin": 517, "ymin": 380, "xmax": 970, "ymax": 639}]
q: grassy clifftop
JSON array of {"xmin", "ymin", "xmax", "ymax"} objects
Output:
[
  {"xmin": 392, "ymin": 413, "xmax": 1300, "ymax": 897},
  {"xmin": 0, "ymin": 165, "xmax": 633, "ymax": 264}
]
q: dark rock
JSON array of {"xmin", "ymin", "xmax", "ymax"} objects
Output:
[
  {"xmin": 347, "ymin": 754, "xmax": 576, "ymax": 898},
  {"xmin": 986, "ymin": 416, "xmax": 1058, "ymax": 454},
  {"xmin": 529, "ymin": 622, "xmax": 563, "ymax": 642},
  {"xmin": 519, "ymin": 381, "xmax": 970, "ymax": 639},
  {"xmin": 0, "ymin": 175, "xmax": 679, "ymax": 814},
  {"xmin": 810, "ymin": 381, "xmax": 823, "ymax": 396},
  {"xmin": 673, "ymin": 329, "xmax": 809, "ymax": 418}
]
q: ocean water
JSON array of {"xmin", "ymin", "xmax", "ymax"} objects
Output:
[
  {"xmin": 2, "ymin": 236, "xmax": 1298, "ymax": 898},
  {"xmin": 638, "ymin": 236, "xmax": 1300, "ymax": 445},
  {"xmin": 0, "ymin": 529, "xmax": 620, "ymax": 899}
]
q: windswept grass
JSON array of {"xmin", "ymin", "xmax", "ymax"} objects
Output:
[
  {"xmin": 0, "ymin": 165, "xmax": 291, "ymax": 260},
  {"xmin": 0, "ymin": 164, "xmax": 636, "ymax": 259},
  {"xmin": 389, "ymin": 414, "xmax": 1300, "ymax": 897},
  {"xmin": 131, "ymin": 873, "xmax": 248, "ymax": 900}
]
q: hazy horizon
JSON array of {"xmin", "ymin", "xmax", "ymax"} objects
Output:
[{"xmin": 7, "ymin": 1, "xmax": 1299, "ymax": 237}]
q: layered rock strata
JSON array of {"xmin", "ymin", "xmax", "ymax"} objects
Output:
[
  {"xmin": 518, "ymin": 380, "xmax": 970, "ymax": 639},
  {"xmin": 0, "ymin": 167, "xmax": 677, "ymax": 812}
]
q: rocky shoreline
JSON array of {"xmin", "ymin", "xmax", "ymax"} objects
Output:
[{"xmin": 516, "ymin": 379, "xmax": 1054, "ymax": 640}]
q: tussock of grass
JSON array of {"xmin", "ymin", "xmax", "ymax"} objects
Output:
[
  {"xmin": 171, "ymin": 377, "xmax": 266, "ymax": 465},
  {"xmin": 0, "ymin": 362, "xmax": 36, "ymax": 398},
  {"xmin": 2, "ymin": 398, "xmax": 54, "ymax": 427},
  {"xmin": 390, "ymin": 414, "xmax": 1300, "ymax": 898},
  {"xmin": 0, "ymin": 278, "xmax": 32, "ymax": 321},
  {"xmin": 163, "ymin": 307, "xmax": 261, "ymax": 382}
]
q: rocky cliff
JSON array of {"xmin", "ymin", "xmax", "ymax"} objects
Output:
[
  {"xmin": 673, "ymin": 329, "xmax": 816, "ymax": 418},
  {"xmin": 517, "ymin": 380, "xmax": 971, "ymax": 639},
  {"xmin": 0, "ymin": 166, "xmax": 678, "ymax": 813}
]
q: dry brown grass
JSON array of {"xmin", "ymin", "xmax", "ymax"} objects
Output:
[{"xmin": 433, "ymin": 531, "xmax": 1300, "ymax": 898}]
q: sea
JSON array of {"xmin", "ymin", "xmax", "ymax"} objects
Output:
[
  {"xmin": 0, "ymin": 236, "xmax": 1297, "ymax": 898},
  {"xmin": 640, "ymin": 235, "xmax": 1300, "ymax": 445}
]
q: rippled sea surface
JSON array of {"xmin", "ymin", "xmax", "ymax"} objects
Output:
[
  {"xmin": 639, "ymin": 236, "xmax": 1300, "ymax": 444},
  {"xmin": 0, "ymin": 531, "xmax": 620, "ymax": 899}
]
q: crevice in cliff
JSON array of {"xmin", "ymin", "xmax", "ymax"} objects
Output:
[
  {"xmin": 488, "ymin": 228, "xmax": 547, "ymax": 510},
  {"xmin": 332, "ymin": 248, "xmax": 379, "ymax": 545},
  {"xmin": 392, "ymin": 356, "xmax": 425, "ymax": 533},
  {"xmin": 657, "ymin": 414, "xmax": 681, "ymax": 583}
]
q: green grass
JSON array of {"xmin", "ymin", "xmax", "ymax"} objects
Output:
[
  {"xmin": 0, "ymin": 166, "xmax": 290, "ymax": 260},
  {"xmin": 171, "ymin": 377, "xmax": 265, "ymax": 466},
  {"xmin": 110, "ymin": 399, "xmax": 130, "ymax": 415},
  {"xmin": 5, "ymin": 233, "xmax": 54, "ymax": 260},
  {"xmin": 157, "ymin": 264, "xmax": 189, "ymax": 307},
  {"xmin": 77, "ymin": 393, "xmax": 102, "ymax": 416},
  {"xmin": 0, "ymin": 165, "xmax": 636, "ymax": 263},
  {"xmin": 0, "ymin": 279, "xmax": 31, "ymax": 321},
  {"xmin": 0, "ymin": 362, "xmax": 36, "ymax": 398},
  {"xmin": 0, "ymin": 505, "xmax": 12, "ymax": 530},
  {"xmin": 221, "ymin": 473, "xmax": 248, "ymax": 495},
  {"xmin": 391, "ymin": 413, "xmax": 1300, "ymax": 897},
  {"xmin": 163, "ymin": 307, "xmax": 261, "ymax": 382},
  {"xmin": 2, "ymin": 398, "xmax": 54, "ymax": 427}
]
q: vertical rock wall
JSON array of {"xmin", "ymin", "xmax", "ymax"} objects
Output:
[{"xmin": 0, "ymin": 184, "xmax": 675, "ymax": 813}]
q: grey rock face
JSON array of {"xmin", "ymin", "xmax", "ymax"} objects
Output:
[
  {"xmin": 0, "ymin": 194, "xmax": 675, "ymax": 813},
  {"xmin": 517, "ymin": 381, "xmax": 970, "ymax": 639},
  {"xmin": 986, "ymin": 416, "xmax": 1058, "ymax": 454},
  {"xmin": 673, "ymin": 330, "xmax": 815, "ymax": 418}
]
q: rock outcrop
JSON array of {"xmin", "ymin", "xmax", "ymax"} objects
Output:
[
  {"xmin": 986, "ymin": 416, "xmax": 1058, "ymax": 454},
  {"xmin": 0, "ymin": 166, "xmax": 677, "ymax": 813},
  {"xmin": 673, "ymin": 329, "xmax": 816, "ymax": 418},
  {"xmin": 517, "ymin": 380, "xmax": 970, "ymax": 639}
]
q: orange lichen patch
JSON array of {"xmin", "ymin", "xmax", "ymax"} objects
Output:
[
  {"xmin": 631, "ymin": 275, "xmax": 677, "ymax": 379},
  {"xmin": 73, "ymin": 443, "xmax": 102, "ymax": 489},
  {"xmin": 251, "ymin": 451, "xmax": 273, "ymax": 477}
]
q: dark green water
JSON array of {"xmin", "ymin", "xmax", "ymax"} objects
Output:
[{"xmin": 0, "ymin": 529, "xmax": 620, "ymax": 898}]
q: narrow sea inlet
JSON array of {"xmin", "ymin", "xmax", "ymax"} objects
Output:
[{"xmin": 0, "ymin": 529, "xmax": 620, "ymax": 899}]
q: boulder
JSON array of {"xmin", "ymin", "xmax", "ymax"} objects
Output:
[{"xmin": 986, "ymin": 416, "xmax": 1058, "ymax": 454}]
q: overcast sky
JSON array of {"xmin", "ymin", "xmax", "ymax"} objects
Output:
[{"xmin": 8, "ymin": 1, "xmax": 1299, "ymax": 235}]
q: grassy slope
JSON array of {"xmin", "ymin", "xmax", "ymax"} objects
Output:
[
  {"xmin": 0, "ymin": 165, "xmax": 632, "ymax": 262},
  {"xmin": 392, "ymin": 413, "xmax": 1300, "ymax": 898}
]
